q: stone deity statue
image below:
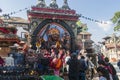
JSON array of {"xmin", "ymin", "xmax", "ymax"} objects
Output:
[
  {"xmin": 62, "ymin": 0, "xmax": 70, "ymax": 10},
  {"xmin": 37, "ymin": 0, "xmax": 46, "ymax": 7},
  {"xmin": 50, "ymin": 0, "xmax": 58, "ymax": 8}
]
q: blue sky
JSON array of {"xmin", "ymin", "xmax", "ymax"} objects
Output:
[{"xmin": 0, "ymin": 0, "xmax": 120, "ymax": 43}]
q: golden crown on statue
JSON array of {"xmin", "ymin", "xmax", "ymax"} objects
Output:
[{"xmin": 48, "ymin": 28, "xmax": 60, "ymax": 35}]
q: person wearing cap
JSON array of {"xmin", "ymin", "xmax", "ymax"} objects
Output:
[{"xmin": 14, "ymin": 47, "xmax": 25, "ymax": 66}]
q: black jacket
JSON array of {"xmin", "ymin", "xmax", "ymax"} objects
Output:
[{"xmin": 67, "ymin": 58, "xmax": 79, "ymax": 75}]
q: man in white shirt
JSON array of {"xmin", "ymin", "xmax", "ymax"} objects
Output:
[{"xmin": 5, "ymin": 54, "xmax": 14, "ymax": 66}]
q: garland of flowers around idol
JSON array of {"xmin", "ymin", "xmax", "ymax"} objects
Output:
[{"xmin": 80, "ymin": 14, "xmax": 108, "ymax": 24}]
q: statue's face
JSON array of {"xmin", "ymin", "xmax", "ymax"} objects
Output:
[{"xmin": 51, "ymin": 34, "xmax": 59, "ymax": 41}]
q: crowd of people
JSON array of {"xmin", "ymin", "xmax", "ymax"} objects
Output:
[
  {"xmin": 66, "ymin": 53, "xmax": 120, "ymax": 80},
  {"xmin": 0, "ymin": 45, "xmax": 120, "ymax": 80}
]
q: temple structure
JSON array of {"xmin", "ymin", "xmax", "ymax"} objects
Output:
[
  {"xmin": 0, "ymin": 19, "xmax": 19, "ymax": 57},
  {"xmin": 0, "ymin": 16, "xmax": 29, "ymax": 57},
  {"xmin": 0, "ymin": 0, "xmax": 94, "ymax": 56},
  {"xmin": 28, "ymin": 0, "xmax": 80, "ymax": 52},
  {"xmin": 102, "ymin": 34, "xmax": 120, "ymax": 61}
]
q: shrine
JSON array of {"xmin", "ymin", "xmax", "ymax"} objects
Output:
[
  {"xmin": 0, "ymin": 0, "xmax": 94, "ymax": 57},
  {"xmin": 28, "ymin": 0, "xmax": 80, "ymax": 52}
]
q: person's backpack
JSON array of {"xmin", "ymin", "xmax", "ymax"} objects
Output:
[
  {"xmin": 108, "ymin": 63, "xmax": 116, "ymax": 75},
  {"xmin": 105, "ymin": 65, "xmax": 113, "ymax": 75}
]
